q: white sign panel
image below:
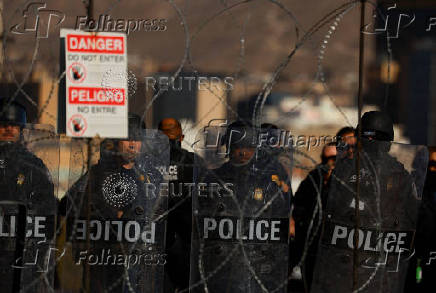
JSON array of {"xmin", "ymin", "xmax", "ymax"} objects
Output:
[{"xmin": 61, "ymin": 29, "xmax": 128, "ymax": 138}]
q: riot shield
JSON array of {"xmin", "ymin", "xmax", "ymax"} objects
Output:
[
  {"xmin": 311, "ymin": 139, "xmax": 428, "ymax": 293},
  {"xmin": 60, "ymin": 129, "xmax": 169, "ymax": 293},
  {"xmin": 0, "ymin": 123, "xmax": 59, "ymax": 293},
  {"xmin": 190, "ymin": 124, "xmax": 292, "ymax": 293}
]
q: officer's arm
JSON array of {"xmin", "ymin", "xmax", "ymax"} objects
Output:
[{"xmin": 293, "ymin": 173, "xmax": 318, "ymax": 224}]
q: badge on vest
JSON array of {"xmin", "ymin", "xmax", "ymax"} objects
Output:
[
  {"xmin": 17, "ymin": 173, "xmax": 25, "ymax": 185},
  {"xmin": 254, "ymin": 188, "xmax": 263, "ymax": 201}
]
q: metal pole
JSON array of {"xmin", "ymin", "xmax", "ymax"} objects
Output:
[
  {"xmin": 85, "ymin": 139, "xmax": 92, "ymax": 293},
  {"xmin": 87, "ymin": 0, "xmax": 94, "ymax": 27},
  {"xmin": 84, "ymin": 3, "xmax": 93, "ymax": 292},
  {"xmin": 353, "ymin": 0, "xmax": 366, "ymax": 290}
]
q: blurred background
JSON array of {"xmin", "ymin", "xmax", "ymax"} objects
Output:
[{"xmin": 0, "ymin": 0, "xmax": 435, "ymax": 194}]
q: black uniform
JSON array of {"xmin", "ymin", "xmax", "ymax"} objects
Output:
[
  {"xmin": 164, "ymin": 141, "xmax": 194, "ymax": 292},
  {"xmin": 311, "ymin": 139, "xmax": 421, "ymax": 293},
  {"xmin": 63, "ymin": 140, "xmax": 166, "ymax": 293},
  {"xmin": 190, "ymin": 152, "xmax": 291, "ymax": 293},
  {"xmin": 292, "ymin": 164, "xmax": 331, "ymax": 290},
  {"xmin": 0, "ymin": 141, "xmax": 57, "ymax": 293}
]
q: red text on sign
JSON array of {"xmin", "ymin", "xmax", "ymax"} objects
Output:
[
  {"xmin": 67, "ymin": 35, "xmax": 124, "ymax": 54},
  {"xmin": 69, "ymin": 87, "xmax": 125, "ymax": 105}
]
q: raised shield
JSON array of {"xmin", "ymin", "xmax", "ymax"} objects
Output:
[
  {"xmin": 311, "ymin": 139, "xmax": 428, "ymax": 292},
  {"xmin": 189, "ymin": 124, "xmax": 292, "ymax": 293},
  {"xmin": 0, "ymin": 124, "xmax": 59, "ymax": 293},
  {"xmin": 61, "ymin": 129, "xmax": 169, "ymax": 293}
]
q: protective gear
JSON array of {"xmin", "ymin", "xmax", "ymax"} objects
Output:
[
  {"xmin": 220, "ymin": 121, "xmax": 257, "ymax": 154},
  {"xmin": 292, "ymin": 164, "xmax": 332, "ymax": 291},
  {"xmin": 62, "ymin": 129, "xmax": 169, "ymax": 293},
  {"xmin": 163, "ymin": 139, "xmax": 194, "ymax": 292},
  {"xmin": 190, "ymin": 125, "xmax": 292, "ymax": 293},
  {"xmin": 360, "ymin": 111, "xmax": 394, "ymax": 141},
  {"xmin": 0, "ymin": 98, "xmax": 27, "ymax": 125},
  {"xmin": 310, "ymin": 139, "xmax": 428, "ymax": 293},
  {"xmin": 0, "ymin": 124, "xmax": 59, "ymax": 293}
]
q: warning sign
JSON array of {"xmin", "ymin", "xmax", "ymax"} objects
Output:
[
  {"xmin": 67, "ymin": 62, "xmax": 86, "ymax": 83},
  {"xmin": 61, "ymin": 29, "xmax": 128, "ymax": 138},
  {"xmin": 68, "ymin": 114, "xmax": 87, "ymax": 137},
  {"xmin": 68, "ymin": 87, "xmax": 125, "ymax": 105}
]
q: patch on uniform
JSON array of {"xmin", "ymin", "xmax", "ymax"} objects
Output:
[
  {"xmin": 17, "ymin": 173, "xmax": 25, "ymax": 185},
  {"xmin": 253, "ymin": 188, "xmax": 263, "ymax": 201}
]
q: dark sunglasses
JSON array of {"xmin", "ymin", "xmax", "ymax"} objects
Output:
[{"xmin": 322, "ymin": 155, "xmax": 336, "ymax": 164}]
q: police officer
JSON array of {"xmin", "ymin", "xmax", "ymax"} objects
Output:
[
  {"xmin": 311, "ymin": 111, "xmax": 423, "ymax": 293},
  {"xmin": 292, "ymin": 142, "xmax": 337, "ymax": 291},
  {"xmin": 63, "ymin": 113, "xmax": 166, "ymax": 293},
  {"xmin": 158, "ymin": 118, "xmax": 194, "ymax": 292},
  {"xmin": 0, "ymin": 98, "xmax": 57, "ymax": 292},
  {"xmin": 215, "ymin": 121, "xmax": 290, "ymax": 201},
  {"xmin": 190, "ymin": 120, "xmax": 291, "ymax": 293}
]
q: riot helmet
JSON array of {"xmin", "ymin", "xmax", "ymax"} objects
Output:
[
  {"xmin": 221, "ymin": 120, "xmax": 257, "ymax": 165},
  {"xmin": 0, "ymin": 98, "xmax": 27, "ymax": 125},
  {"xmin": 0, "ymin": 98, "xmax": 26, "ymax": 142},
  {"xmin": 359, "ymin": 111, "xmax": 394, "ymax": 141}
]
